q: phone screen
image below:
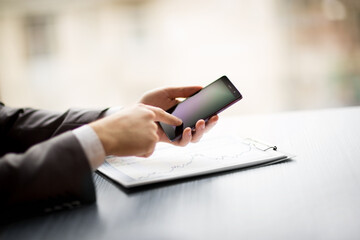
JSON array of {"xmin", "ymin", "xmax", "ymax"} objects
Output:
[{"xmin": 159, "ymin": 76, "xmax": 242, "ymax": 141}]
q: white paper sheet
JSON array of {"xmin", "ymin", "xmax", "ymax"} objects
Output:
[{"xmin": 98, "ymin": 135, "xmax": 288, "ymax": 188}]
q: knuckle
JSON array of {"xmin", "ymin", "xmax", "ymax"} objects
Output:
[
  {"xmin": 145, "ymin": 109, "xmax": 156, "ymax": 119},
  {"xmin": 150, "ymin": 132, "xmax": 159, "ymax": 143},
  {"xmin": 144, "ymin": 150, "xmax": 154, "ymax": 158},
  {"xmin": 144, "ymin": 134, "xmax": 157, "ymax": 152},
  {"xmin": 137, "ymin": 103, "xmax": 145, "ymax": 107},
  {"xmin": 145, "ymin": 143, "xmax": 155, "ymax": 154},
  {"xmin": 151, "ymin": 122, "xmax": 158, "ymax": 130},
  {"xmin": 154, "ymin": 134, "xmax": 159, "ymax": 142}
]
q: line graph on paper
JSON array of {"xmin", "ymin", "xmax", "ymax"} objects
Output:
[{"xmin": 105, "ymin": 135, "xmax": 285, "ymax": 182}]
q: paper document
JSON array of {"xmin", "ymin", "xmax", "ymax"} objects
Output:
[{"xmin": 98, "ymin": 135, "xmax": 289, "ymax": 188}]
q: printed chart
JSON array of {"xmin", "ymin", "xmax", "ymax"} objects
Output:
[{"xmin": 100, "ymin": 135, "xmax": 288, "ymax": 187}]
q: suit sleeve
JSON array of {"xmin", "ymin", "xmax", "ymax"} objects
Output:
[
  {"xmin": 0, "ymin": 102, "xmax": 107, "ymax": 155},
  {"xmin": 0, "ymin": 103, "xmax": 107, "ymax": 221},
  {"xmin": 0, "ymin": 132, "xmax": 96, "ymax": 220}
]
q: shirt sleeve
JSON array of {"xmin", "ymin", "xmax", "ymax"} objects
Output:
[
  {"xmin": 103, "ymin": 106, "xmax": 124, "ymax": 117},
  {"xmin": 73, "ymin": 125, "xmax": 106, "ymax": 170},
  {"xmin": 72, "ymin": 107, "xmax": 123, "ymax": 170}
]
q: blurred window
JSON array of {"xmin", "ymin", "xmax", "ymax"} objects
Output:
[{"xmin": 24, "ymin": 15, "xmax": 55, "ymax": 58}]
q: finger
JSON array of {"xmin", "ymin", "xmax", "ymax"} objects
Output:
[
  {"xmin": 179, "ymin": 127, "xmax": 192, "ymax": 146},
  {"xmin": 191, "ymin": 120, "xmax": 206, "ymax": 143},
  {"xmin": 204, "ymin": 115, "xmax": 219, "ymax": 133},
  {"xmin": 165, "ymin": 86, "xmax": 203, "ymax": 99},
  {"xmin": 137, "ymin": 144, "xmax": 156, "ymax": 158},
  {"xmin": 146, "ymin": 105, "xmax": 182, "ymax": 126},
  {"xmin": 173, "ymin": 127, "xmax": 192, "ymax": 147},
  {"xmin": 138, "ymin": 151, "xmax": 154, "ymax": 158}
]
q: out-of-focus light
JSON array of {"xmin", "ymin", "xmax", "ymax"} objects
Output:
[{"xmin": 322, "ymin": 0, "xmax": 347, "ymax": 21}]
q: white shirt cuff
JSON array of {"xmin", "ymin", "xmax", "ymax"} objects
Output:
[
  {"xmin": 73, "ymin": 125, "xmax": 106, "ymax": 170},
  {"xmin": 103, "ymin": 106, "xmax": 123, "ymax": 117}
]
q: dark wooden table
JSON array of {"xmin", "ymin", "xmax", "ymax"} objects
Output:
[{"xmin": 2, "ymin": 107, "xmax": 360, "ymax": 240}]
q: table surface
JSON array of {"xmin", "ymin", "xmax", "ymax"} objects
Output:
[{"xmin": 2, "ymin": 107, "xmax": 360, "ymax": 240}]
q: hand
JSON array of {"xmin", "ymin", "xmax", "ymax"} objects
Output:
[
  {"xmin": 90, "ymin": 103, "xmax": 182, "ymax": 157},
  {"xmin": 139, "ymin": 86, "xmax": 219, "ymax": 146}
]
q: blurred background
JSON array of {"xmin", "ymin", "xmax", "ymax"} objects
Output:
[{"xmin": 0, "ymin": 0, "xmax": 359, "ymax": 115}]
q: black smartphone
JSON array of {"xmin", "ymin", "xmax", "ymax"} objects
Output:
[{"xmin": 159, "ymin": 76, "xmax": 243, "ymax": 141}]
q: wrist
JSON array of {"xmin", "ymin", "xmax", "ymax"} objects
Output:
[{"xmin": 89, "ymin": 121, "xmax": 112, "ymax": 156}]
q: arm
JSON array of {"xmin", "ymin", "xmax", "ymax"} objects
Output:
[
  {"xmin": 0, "ymin": 85, "xmax": 217, "ymax": 220},
  {"xmin": 0, "ymin": 102, "xmax": 180, "ymax": 222},
  {"xmin": 0, "ymin": 102, "xmax": 107, "ymax": 156},
  {"xmin": 0, "ymin": 103, "xmax": 104, "ymax": 221},
  {"xmin": 0, "ymin": 132, "xmax": 95, "ymax": 222}
]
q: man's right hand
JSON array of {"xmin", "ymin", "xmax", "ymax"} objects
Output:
[{"xmin": 89, "ymin": 103, "xmax": 182, "ymax": 157}]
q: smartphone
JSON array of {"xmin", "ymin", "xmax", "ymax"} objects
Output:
[{"xmin": 159, "ymin": 76, "xmax": 242, "ymax": 141}]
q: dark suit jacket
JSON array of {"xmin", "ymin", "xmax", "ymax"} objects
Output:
[{"xmin": 0, "ymin": 102, "xmax": 107, "ymax": 222}]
